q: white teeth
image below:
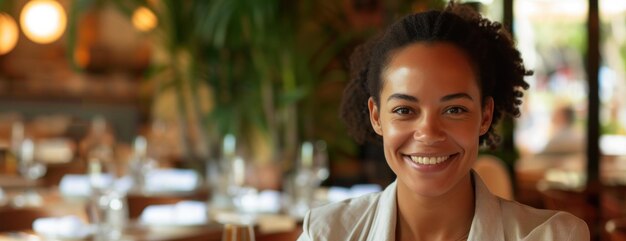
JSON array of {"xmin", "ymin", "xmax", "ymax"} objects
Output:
[{"xmin": 410, "ymin": 155, "xmax": 449, "ymax": 165}]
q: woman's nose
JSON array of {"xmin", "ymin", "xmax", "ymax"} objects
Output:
[{"xmin": 413, "ymin": 114, "xmax": 446, "ymax": 145}]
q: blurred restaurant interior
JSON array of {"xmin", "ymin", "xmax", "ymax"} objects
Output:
[{"xmin": 1, "ymin": 0, "xmax": 626, "ymax": 240}]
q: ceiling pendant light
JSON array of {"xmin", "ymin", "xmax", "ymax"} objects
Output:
[
  {"xmin": 0, "ymin": 13, "xmax": 19, "ymax": 54},
  {"xmin": 20, "ymin": 0, "xmax": 67, "ymax": 44}
]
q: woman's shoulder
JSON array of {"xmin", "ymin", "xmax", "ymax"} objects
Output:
[
  {"xmin": 498, "ymin": 198, "xmax": 590, "ymax": 240},
  {"xmin": 299, "ymin": 183, "xmax": 397, "ymax": 241},
  {"xmin": 306, "ymin": 191, "xmax": 382, "ymax": 227},
  {"xmin": 472, "ymin": 171, "xmax": 589, "ymax": 240}
]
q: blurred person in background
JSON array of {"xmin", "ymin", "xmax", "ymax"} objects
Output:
[{"xmin": 540, "ymin": 104, "xmax": 584, "ymax": 156}]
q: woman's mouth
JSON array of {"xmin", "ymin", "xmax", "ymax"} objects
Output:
[{"xmin": 408, "ymin": 155, "xmax": 452, "ymax": 165}]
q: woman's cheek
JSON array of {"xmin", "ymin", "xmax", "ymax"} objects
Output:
[{"xmin": 383, "ymin": 122, "xmax": 412, "ymax": 146}]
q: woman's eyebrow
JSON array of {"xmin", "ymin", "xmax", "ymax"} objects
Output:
[
  {"xmin": 386, "ymin": 92, "xmax": 473, "ymax": 102},
  {"xmin": 441, "ymin": 93, "xmax": 473, "ymax": 102},
  {"xmin": 387, "ymin": 93, "xmax": 418, "ymax": 102}
]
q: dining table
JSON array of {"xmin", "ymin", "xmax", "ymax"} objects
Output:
[
  {"xmin": 0, "ymin": 175, "xmax": 302, "ymax": 241},
  {"xmin": 0, "ymin": 217, "xmax": 301, "ymax": 241}
]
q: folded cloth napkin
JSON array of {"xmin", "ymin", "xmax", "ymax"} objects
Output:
[
  {"xmin": 139, "ymin": 200, "xmax": 207, "ymax": 226},
  {"xmin": 59, "ymin": 174, "xmax": 91, "ymax": 197},
  {"xmin": 327, "ymin": 184, "xmax": 381, "ymax": 203},
  {"xmin": 59, "ymin": 174, "xmax": 116, "ymax": 197},
  {"xmin": 144, "ymin": 169, "xmax": 199, "ymax": 193},
  {"xmin": 33, "ymin": 216, "xmax": 91, "ymax": 239},
  {"xmin": 257, "ymin": 190, "xmax": 282, "ymax": 213},
  {"xmin": 349, "ymin": 184, "xmax": 382, "ymax": 197},
  {"xmin": 257, "ymin": 214, "xmax": 297, "ymax": 234},
  {"xmin": 35, "ymin": 138, "xmax": 74, "ymax": 164},
  {"xmin": 238, "ymin": 189, "xmax": 282, "ymax": 213}
]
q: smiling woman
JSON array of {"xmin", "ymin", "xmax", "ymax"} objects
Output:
[
  {"xmin": 369, "ymin": 42, "xmax": 493, "ymax": 200},
  {"xmin": 297, "ymin": 2, "xmax": 590, "ymax": 241}
]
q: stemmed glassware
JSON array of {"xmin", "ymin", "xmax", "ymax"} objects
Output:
[
  {"xmin": 209, "ymin": 134, "xmax": 257, "ymax": 213},
  {"xmin": 287, "ymin": 140, "xmax": 329, "ymax": 218},
  {"xmin": 128, "ymin": 135, "xmax": 157, "ymax": 193},
  {"xmin": 312, "ymin": 140, "xmax": 329, "ymax": 185},
  {"xmin": 208, "ymin": 134, "xmax": 238, "ymax": 210},
  {"xmin": 14, "ymin": 137, "xmax": 47, "ymax": 207},
  {"xmin": 82, "ymin": 116, "xmax": 128, "ymax": 240}
]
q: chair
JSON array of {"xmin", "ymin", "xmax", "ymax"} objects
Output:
[
  {"xmin": 538, "ymin": 186, "xmax": 599, "ymax": 236},
  {"xmin": 601, "ymin": 185, "xmax": 626, "ymax": 221},
  {"xmin": 473, "ymin": 155, "xmax": 514, "ymax": 200}
]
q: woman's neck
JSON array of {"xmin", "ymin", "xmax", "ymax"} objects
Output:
[{"xmin": 395, "ymin": 173, "xmax": 475, "ymax": 241}]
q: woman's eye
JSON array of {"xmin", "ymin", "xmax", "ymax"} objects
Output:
[
  {"xmin": 392, "ymin": 107, "xmax": 412, "ymax": 115},
  {"xmin": 445, "ymin": 107, "xmax": 467, "ymax": 115}
]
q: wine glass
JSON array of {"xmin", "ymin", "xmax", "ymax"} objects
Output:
[
  {"xmin": 229, "ymin": 156, "xmax": 261, "ymax": 214},
  {"xmin": 312, "ymin": 140, "xmax": 329, "ymax": 185},
  {"xmin": 14, "ymin": 138, "xmax": 47, "ymax": 207},
  {"xmin": 87, "ymin": 155, "xmax": 128, "ymax": 241},
  {"xmin": 222, "ymin": 223, "xmax": 255, "ymax": 241},
  {"xmin": 287, "ymin": 140, "xmax": 329, "ymax": 218}
]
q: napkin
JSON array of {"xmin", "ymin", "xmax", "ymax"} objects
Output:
[
  {"xmin": 32, "ymin": 216, "xmax": 91, "ymax": 239},
  {"xmin": 349, "ymin": 184, "xmax": 382, "ymax": 197},
  {"xmin": 238, "ymin": 189, "xmax": 282, "ymax": 213},
  {"xmin": 144, "ymin": 169, "xmax": 199, "ymax": 193},
  {"xmin": 59, "ymin": 174, "xmax": 116, "ymax": 197},
  {"xmin": 59, "ymin": 174, "xmax": 91, "ymax": 197},
  {"xmin": 139, "ymin": 200, "xmax": 207, "ymax": 226},
  {"xmin": 257, "ymin": 214, "xmax": 297, "ymax": 234},
  {"xmin": 35, "ymin": 138, "xmax": 74, "ymax": 164},
  {"xmin": 327, "ymin": 184, "xmax": 381, "ymax": 203}
]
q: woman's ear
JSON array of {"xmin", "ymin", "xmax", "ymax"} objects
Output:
[
  {"xmin": 480, "ymin": 97, "xmax": 494, "ymax": 135},
  {"xmin": 368, "ymin": 97, "xmax": 383, "ymax": 135}
]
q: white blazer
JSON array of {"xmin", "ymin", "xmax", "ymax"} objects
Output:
[{"xmin": 297, "ymin": 172, "xmax": 589, "ymax": 241}]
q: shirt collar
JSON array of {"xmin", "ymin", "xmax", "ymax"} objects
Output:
[
  {"xmin": 367, "ymin": 180, "xmax": 397, "ymax": 241},
  {"xmin": 366, "ymin": 171, "xmax": 506, "ymax": 241},
  {"xmin": 468, "ymin": 170, "xmax": 505, "ymax": 240}
]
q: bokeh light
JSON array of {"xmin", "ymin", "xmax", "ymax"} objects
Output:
[
  {"xmin": 0, "ymin": 13, "xmax": 19, "ymax": 55},
  {"xmin": 132, "ymin": 6, "xmax": 157, "ymax": 32},
  {"xmin": 20, "ymin": 0, "xmax": 67, "ymax": 44}
]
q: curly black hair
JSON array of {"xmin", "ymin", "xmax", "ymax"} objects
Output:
[{"xmin": 340, "ymin": 2, "xmax": 531, "ymax": 149}]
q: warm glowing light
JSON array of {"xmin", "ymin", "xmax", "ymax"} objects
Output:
[
  {"xmin": 0, "ymin": 13, "xmax": 19, "ymax": 55},
  {"xmin": 20, "ymin": 0, "xmax": 67, "ymax": 44},
  {"xmin": 74, "ymin": 45, "xmax": 90, "ymax": 68},
  {"xmin": 132, "ymin": 6, "xmax": 157, "ymax": 32}
]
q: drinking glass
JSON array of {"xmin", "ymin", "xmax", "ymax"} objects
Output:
[
  {"xmin": 287, "ymin": 140, "xmax": 330, "ymax": 218},
  {"xmin": 14, "ymin": 138, "xmax": 47, "ymax": 207},
  {"xmin": 312, "ymin": 140, "xmax": 329, "ymax": 185},
  {"xmin": 87, "ymin": 149, "xmax": 127, "ymax": 241},
  {"xmin": 222, "ymin": 223, "xmax": 255, "ymax": 241},
  {"xmin": 88, "ymin": 188, "xmax": 127, "ymax": 241},
  {"xmin": 209, "ymin": 134, "xmax": 237, "ymax": 210}
]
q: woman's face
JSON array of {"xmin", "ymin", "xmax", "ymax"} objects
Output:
[{"xmin": 368, "ymin": 42, "xmax": 493, "ymax": 197}]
